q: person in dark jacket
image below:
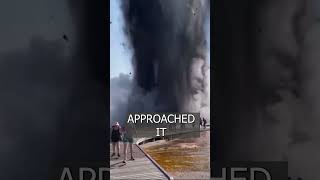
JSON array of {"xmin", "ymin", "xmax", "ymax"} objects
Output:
[
  {"xmin": 111, "ymin": 122, "xmax": 121, "ymax": 157},
  {"xmin": 203, "ymin": 118, "xmax": 207, "ymax": 129}
]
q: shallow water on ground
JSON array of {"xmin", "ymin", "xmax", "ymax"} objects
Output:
[{"xmin": 142, "ymin": 131, "xmax": 210, "ymax": 179}]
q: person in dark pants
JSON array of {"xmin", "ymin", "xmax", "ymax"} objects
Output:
[{"xmin": 111, "ymin": 122, "xmax": 121, "ymax": 157}]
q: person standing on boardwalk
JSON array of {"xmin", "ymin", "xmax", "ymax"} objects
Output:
[
  {"xmin": 203, "ymin": 118, "xmax": 207, "ymax": 129},
  {"xmin": 111, "ymin": 122, "xmax": 121, "ymax": 157},
  {"xmin": 122, "ymin": 123, "xmax": 136, "ymax": 163}
]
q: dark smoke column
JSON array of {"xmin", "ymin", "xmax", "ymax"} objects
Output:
[{"xmin": 121, "ymin": 0, "xmax": 210, "ymax": 113}]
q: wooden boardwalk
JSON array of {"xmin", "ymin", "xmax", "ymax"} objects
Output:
[{"xmin": 110, "ymin": 143, "xmax": 169, "ymax": 180}]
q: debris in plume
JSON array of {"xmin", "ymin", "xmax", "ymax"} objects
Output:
[
  {"xmin": 120, "ymin": 0, "xmax": 210, "ymax": 119},
  {"xmin": 62, "ymin": 34, "xmax": 69, "ymax": 42}
]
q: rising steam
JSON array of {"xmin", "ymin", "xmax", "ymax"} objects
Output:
[
  {"xmin": 219, "ymin": 0, "xmax": 320, "ymax": 179},
  {"xmin": 112, "ymin": 0, "xmax": 210, "ymax": 125}
]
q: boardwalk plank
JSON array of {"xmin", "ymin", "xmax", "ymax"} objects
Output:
[{"xmin": 110, "ymin": 143, "xmax": 168, "ymax": 180}]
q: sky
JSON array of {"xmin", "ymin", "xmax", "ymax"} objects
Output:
[
  {"xmin": 110, "ymin": 0, "xmax": 133, "ymax": 78},
  {"xmin": 110, "ymin": 0, "xmax": 210, "ymax": 78}
]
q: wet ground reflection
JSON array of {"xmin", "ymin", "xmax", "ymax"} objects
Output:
[{"xmin": 142, "ymin": 131, "xmax": 210, "ymax": 179}]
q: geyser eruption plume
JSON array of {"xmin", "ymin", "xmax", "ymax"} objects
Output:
[
  {"xmin": 120, "ymin": 0, "xmax": 210, "ymax": 120},
  {"xmin": 212, "ymin": 0, "xmax": 320, "ymax": 179}
]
